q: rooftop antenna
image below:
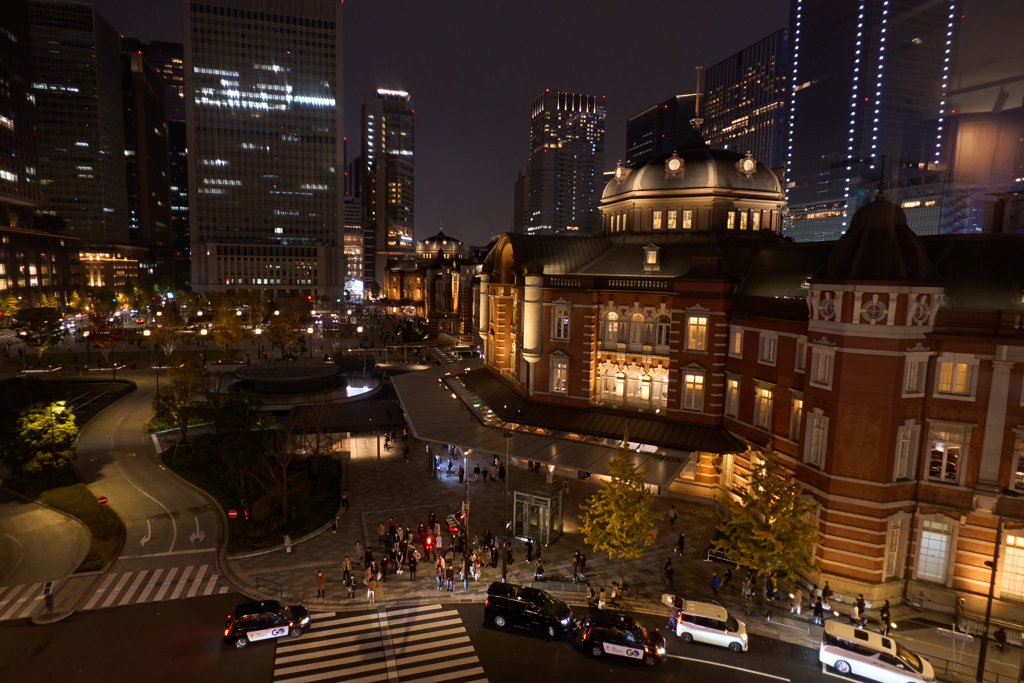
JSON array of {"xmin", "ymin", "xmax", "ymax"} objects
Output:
[{"xmin": 691, "ymin": 66, "xmax": 704, "ymax": 133}]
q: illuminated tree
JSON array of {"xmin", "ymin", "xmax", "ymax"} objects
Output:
[
  {"xmin": 714, "ymin": 443, "xmax": 821, "ymax": 596},
  {"xmin": 264, "ymin": 315, "xmax": 300, "ymax": 358},
  {"xmin": 212, "ymin": 306, "xmax": 243, "ymax": 359},
  {"xmin": 11, "ymin": 401, "xmax": 78, "ymax": 477},
  {"xmin": 153, "ymin": 362, "xmax": 205, "ymax": 442},
  {"xmin": 12, "ymin": 307, "xmax": 63, "ymax": 360},
  {"xmin": 579, "ymin": 438, "xmax": 664, "ymax": 587}
]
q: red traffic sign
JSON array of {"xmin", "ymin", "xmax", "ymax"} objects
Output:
[
  {"xmin": 228, "ymin": 509, "xmax": 238, "ymax": 519},
  {"xmin": 97, "ymin": 496, "xmax": 108, "ymax": 505}
]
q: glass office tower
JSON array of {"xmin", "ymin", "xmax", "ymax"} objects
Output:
[
  {"xmin": 786, "ymin": 0, "xmax": 961, "ymax": 241},
  {"xmin": 625, "ymin": 94, "xmax": 697, "ymax": 168},
  {"xmin": 184, "ymin": 0, "xmax": 345, "ymax": 297}
]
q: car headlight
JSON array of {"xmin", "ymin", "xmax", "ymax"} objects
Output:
[
  {"xmin": 301, "ymin": 616, "xmax": 310, "ymax": 625},
  {"xmin": 656, "ymin": 646, "xmax": 666, "ymax": 655},
  {"xmin": 741, "ymin": 633, "xmax": 748, "ymax": 640},
  {"xmin": 561, "ymin": 617, "xmax": 570, "ymax": 625}
]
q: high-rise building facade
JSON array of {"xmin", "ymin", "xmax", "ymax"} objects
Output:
[
  {"xmin": 625, "ymin": 94, "xmax": 697, "ymax": 167},
  {"xmin": 361, "ymin": 89, "xmax": 414, "ymax": 287},
  {"xmin": 121, "ymin": 50, "xmax": 172, "ymax": 252},
  {"xmin": 705, "ymin": 29, "xmax": 789, "ymax": 170},
  {"xmin": 512, "ymin": 166, "xmax": 528, "ymax": 234},
  {"xmin": 183, "ymin": 0, "xmax": 345, "ymax": 297},
  {"xmin": 526, "ymin": 91, "xmax": 605, "ymax": 235},
  {"xmin": 28, "ymin": 0, "xmax": 129, "ymax": 244},
  {"xmin": 785, "ymin": 0, "xmax": 962, "ymax": 241},
  {"xmin": 0, "ymin": 0, "xmax": 39, "ymax": 232}
]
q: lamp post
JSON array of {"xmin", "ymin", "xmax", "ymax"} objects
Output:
[
  {"xmin": 200, "ymin": 328, "xmax": 208, "ymax": 363},
  {"xmin": 977, "ymin": 488, "xmax": 1020, "ymax": 681},
  {"xmin": 306, "ymin": 327, "xmax": 314, "ymax": 358},
  {"xmin": 50, "ymin": 403, "xmax": 64, "ymax": 462},
  {"xmin": 143, "ymin": 329, "xmax": 151, "ymax": 362},
  {"xmin": 254, "ymin": 327, "xmax": 262, "ymax": 359},
  {"xmin": 84, "ymin": 330, "xmax": 90, "ymax": 365},
  {"xmin": 501, "ymin": 430, "xmax": 513, "ymax": 583}
]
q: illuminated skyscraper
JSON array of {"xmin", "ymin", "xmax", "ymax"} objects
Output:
[
  {"xmin": 28, "ymin": 0, "xmax": 129, "ymax": 244},
  {"xmin": 625, "ymin": 94, "xmax": 697, "ymax": 167},
  {"xmin": 785, "ymin": 0, "xmax": 962, "ymax": 241},
  {"xmin": 0, "ymin": 0, "xmax": 38, "ymax": 230},
  {"xmin": 361, "ymin": 89, "xmax": 415, "ymax": 287},
  {"xmin": 705, "ymin": 29, "xmax": 789, "ymax": 169},
  {"xmin": 527, "ymin": 91, "xmax": 605, "ymax": 235},
  {"xmin": 183, "ymin": 0, "xmax": 345, "ymax": 297}
]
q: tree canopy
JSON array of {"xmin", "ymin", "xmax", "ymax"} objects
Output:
[
  {"xmin": 579, "ymin": 440, "xmax": 664, "ymax": 585},
  {"xmin": 713, "ymin": 444, "xmax": 821, "ymax": 586},
  {"xmin": 12, "ymin": 307, "xmax": 63, "ymax": 359},
  {"xmin": 11, "ymin": 401, "xmax": 78, "ymax": 477},
  {"xmin": 264, "ymin": 315, "xmax": 300, "ymax": 357}
]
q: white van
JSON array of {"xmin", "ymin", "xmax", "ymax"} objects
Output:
[
  {"xmin": 674, "ymin": 600, "xmax": 748, "ymax": 652},
  {"xmin": 819, "ymin": 621, "xmax": 935, "ymax": 682}
]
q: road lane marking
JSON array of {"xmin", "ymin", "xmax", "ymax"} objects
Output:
[
  {"xmin": 277, "ymin": 629, "xmax": 384, "ymax": 653},
  {"xmin": 376, "ymin": 608, "xmax": 400, "ymax": 682},
  {"xmin": 119, "ymin": 570, "xmax": 148, "ymax": 605},
  {"xmin": 114, "ymin": 460, "xmax": 178, "ymax": 553},
  {"xmin": 393, "ymin": 635, "xmax": 469, "ymax": 656},
  {"xmin": 668, "ymin": 655, "xmax": 791, "ymax": 681},
  {"xmin": 140, "ymin": 519, "xmax": 152, "ymax": 547},
  {"xmin": 389, "ymin": 626, "xmax": 466, "ymax": 646},
  {"xmin": 154, "ymin": 567, "xmax": 179, "ymax": 601},
  {"xmin": 1, "ymin": 582, "xmax": 41, "ymax": 620},
  {"xmin": 101, "ymin": 573, "xmax": 133, "ymax": 608},
  {"xmin": 134, "ymin": 548, "xmax": 216, "ymax": 557},
  {"xmin": 137, "ymin": 568, "xmax": 163, "ymax": 602},
  {"xmin": 0, "ymin": 585, "xmax": 26, "ymax": 615},
  {"xmin": 17, "ymin": 589, "xmax": 46, "ymax": 618},
  {"xmin": 274, "ymin": 650, "xmax": 386, "ymax": 677},
  {"xmin": 170, "ymin": 565, "xmax": 193, "ymax": 599},
  {"xmin": 385, "ymin": 604, "xmax": 442, "ymax": 617},
  {"xmin": 218, "ymin": 586, "xmax": 228, "ymax": 594},
  {"xmin": 186, "ymin": 564, "xmax": 208, "ymax": 598},
  {"xmin": 83, "ymin": 574, "xmax": 117, "ymax": 610},
  {"xmin": 203, "ymin": 575, "xmax": 218, "ymax": 596},
  {"xmin": 397, "ymin": 656, "xmax": 479, "ymax": 678}
]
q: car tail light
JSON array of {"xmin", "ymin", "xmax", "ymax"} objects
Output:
[
  {"xmin": 224, "ymin": 628, "xmax": 230, "ymax": 636},
  {"xmin": 484, "ymin": 598, "xmax": 489, "ymax": 606},
  {"xmin": 583, "ymin": 627, "xmax": 592, "ymax": 640}
]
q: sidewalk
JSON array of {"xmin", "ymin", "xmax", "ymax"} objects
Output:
[{"xmin": 223, "ymin": 430, "xmax": 1024, "ymax": 681}]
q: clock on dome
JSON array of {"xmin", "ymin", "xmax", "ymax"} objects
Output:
[{"xmin": 737, "ymin": 153, "xmax": 757, "ymax": 177}]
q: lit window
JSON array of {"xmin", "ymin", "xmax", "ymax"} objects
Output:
[
  {"xmin": 682, "ymin": 210, "xmax": 692, "ymax": 229},
  {"xmin": 667, "ymin": 210, "xmax": 677, "ymax": 229},
  {"xmin": 759, "ymin": 332, "xmax": 777, "ymax": 364},
  {"xmin": 805, "ymin": 409, "xmax": 828, "ymax": 467},
  {"xmin": 651, "ymin": 374, "xmax": 669, "ymax": 408},
  {"xmin": 937, "ymin": 361, "xmax": 970, "ymax": 395},
  {"xmin": 927, "ymin": 425, "xmax": 966, "ymax": 484},
  {"xmin": 551, "ymin": 357, "xmax": 568, "ymax": 394},
  {"xmin": 604, "ymin": 312, "xmax": 620, "ymax": 347},
  {"xmin": 726, "ymin": 212, "xmax": 735, "ymax": 230},
  {"xmin": 751, "ymin": 211, "xmax": 760, "ymax": 230},
  {"xmin": 1001, "ymin": 535, "xmax": 1024, "ymax": 599},
  {"xmin": 655, "ymin": 315, "xmax": 671, "ymax": 349},
  {"xmin": 683, "ymin": 372, "xmax": 705, "ymax": 411},
  {"xmin": 730, "ymin": 328, "xmax": 743, "ymax": 357},
  {"xmin": 894, "ymin": 420, "xmax": 920, "ymax": 480},
  {"xmin": 726, "ymin": 377, "xmax": 739, "ymax": 418},
  {"xmin": 917, "ymin": 520, "xmax": 952, "ymax": 583},
  {"xmin": 686, "ymin": 315, "xmax": 707, "ymax": 351},
  {"xmin": 553, "ymin": 306, "xmax": 569, "ymax": 341},
  {"xmin": 790, "ymin": 395, "xmax": 803, "ymax": 441},
  {"xmin": 652, "ymin": 211, "xmax": 662, "ymax": 230},
  {"xmin": 755, "ymin": 385, "xmax": 773, "ymax": 430},
  {"xmin": 739, "ymin": 211, "xmax": 748, "ymax": 230}
]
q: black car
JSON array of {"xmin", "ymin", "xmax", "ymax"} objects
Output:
[
  {"xmin": 223, "ymin": 600, "xmax": 311, "ymax": 648},
  {"xmin": 484, "ymin": 582, "xmax": 574, "ymax": 638},
  {"xmin": 576, "ymin": 611, "xmax": 667, "ymax": 666}
]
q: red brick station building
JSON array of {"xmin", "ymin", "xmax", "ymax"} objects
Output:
[{"xmin": 465, "ymin": 134, "xmax": 1024, "ymax": 620}]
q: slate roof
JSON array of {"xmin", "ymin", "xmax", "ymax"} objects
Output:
[
  {"xmin": 461, "ymin": 368, "xmax": 743, "ymax": 454},
  {"xmin": 480, "ymin": 234, "xmax": 609, "ymax": 276}
]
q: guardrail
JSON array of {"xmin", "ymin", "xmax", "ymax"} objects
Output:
[
  {"xmin": 256, "ymin": 577, "xmax": 282, "ymax": 597},
  {"xmin": 705, "ymin": 548, "xmax": 738, "ymax": 565},
  {"xmin": 956, "ymin": 597, "xmax": 1024, "ymax": 648}
]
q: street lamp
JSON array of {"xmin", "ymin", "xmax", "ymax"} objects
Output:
[
  {"xmin": 306, "ymin": 327, "xmax": 314, "ymax": 358},
  {"xmin": 84, "ymin": 330, "xmax": 91, "ymax": 365},
  {"xmin": 50, "ymin": 403, "xmax": 64, "ymax": 462},
  {"xmin": 977, "ymin": 488, "xmax": 1021, "ymax": 681},
  {"xmin": 200, "ymin": 328, "xmax": 208, "ymax": 363},
  {"xmin": 143, "ymin": 329, "xmax": 151, "ymax": 362},
  {"xmin": 254, "ymin": 328, "xmax": 262, "ymax": 358}
]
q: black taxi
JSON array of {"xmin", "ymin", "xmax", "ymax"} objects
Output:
[
  {"xmin": 223, "ymin": 600, "xmax": 311, "ymax": 648},
  {"xmin": 576, "ymin": 611, "xmax": 667, "ymax": 666}
]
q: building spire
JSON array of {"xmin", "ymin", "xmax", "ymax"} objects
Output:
[{"xmin": 691, "ymin": 66, "xmax": 704, "ymax": 133}]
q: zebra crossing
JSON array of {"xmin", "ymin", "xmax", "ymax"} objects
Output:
[
  {"xmin": 273, "ymin": 603, "xmax": 488, "ymax": 683},
  {"xmin": 79, "ymin": 564, "xmax": 230, "ymax": 611},
  {"xmin": 0, "ymin": 581, "xmax": 51, "ymax": 621}
]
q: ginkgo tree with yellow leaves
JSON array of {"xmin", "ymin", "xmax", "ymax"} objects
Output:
[
  {"xmin": 714, "ymin": 443, "xmax": 821, "ymax": 600},
  {"xmin": 579, "ymin": 438, "xmax": 664, "ymax": 589}
]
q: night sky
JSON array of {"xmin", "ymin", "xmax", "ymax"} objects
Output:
[{"xmin": 91, "ymin": 0, "xmax": 790, "ymax": 245}]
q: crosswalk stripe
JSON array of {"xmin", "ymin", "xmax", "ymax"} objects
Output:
[
  {"xmin": 0, "ymin": 585, "xmax": 26, "ymax": 615},
  {"xmin": 387, "ymin": 617, "xmax": 462, "ymax": 635},
  {"xmin": 101, "ymin": 572, "xmax": 133, "ymax": 608},
  {"xmin": 186, "ymin": 564, "xmax": 208, "ymax": 598},
  {"xmin": 390, "ymin": 626, "xmax": 466, "ymax": 647},
  {"xmin": 275, "ymin": 649, "xmax": 386, "ymax": 677},
  {"xmin": 393, "ymin": 635, "xmax": 469, "ymax": 657},
  {"xmin": 203, "ymin": 575, "xmax": 218, "ymax": 596},
  {"xmin": 310, "ymin": 612, "xmax": 381, "ymax": 629},
  {"xmin": 1, "ymin": 583, "xmax": 41, "ymax": 620},
  {"xmin": 277, "ymin": 629, "xmax": 383, "ymax": 654},
  {"xmin": 119, "ymin": 570, "xmax": 148, "ymax": 606},
  {"xmin": 396, "ymin": 646, "xmax": 476, "ymax": 668},
  {"xmin": 169, "ymin": 566, "xmax": 193, "ymax": 600},
  {"xmin": 290, "ymin": 620, "xmax": 391, "ymax": 641},
  {"xmin": 154, "ymin": 567, "xmax": 178, "ymax": 601},
  {"xmin": 422, "ymin": 670, "xmax": 487, "ymax": 683},
  {"xmin": 137, "ymin": 568, "xmax": 163, "ymax": 603},
  {"xmin": 385, "ymin": 604, "xmax": 442, "ymax": 617},
  {"xmin": 309, "ymin": 611, "xmax": 336, "ymax": 619},
  {"xmin": 218, "ymin": 586, "xmax": 228, "ymax": 594},
  {"xmin": 397, "ymin": 656, "xmax": 479, "ymax": 678},
  {"xmin": 387, "ymin": 609, "xmax": 459, "ymax": 626},
  {"xmin": 83, "ymin": 574, "xmax": 117, "ymax": 610},
  {"xmin": 274, "ymin": 657, "xmax": 387, "ymax": 683},
  {"xmin": 17, "ymin": 591, "xmax": 45, "ymax": 619}
]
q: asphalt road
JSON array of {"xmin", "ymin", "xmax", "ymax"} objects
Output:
[
  {"xmin": 0, "ymin": 595, "xmax": 834, "ymax": 683},
  {"xmin": 75, "ymin": 374, "xmax": 221, "ymax": 558}
]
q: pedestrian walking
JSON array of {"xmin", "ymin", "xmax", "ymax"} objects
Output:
[
  {"xmin": 598, "ymin": 587, "xmax": 607, "ymax": 610},
  {"xmin": 378, "ymin": 522, "xmax": 386, "ymax": 546},
  {"xmin": 813, "ymin": 598, "xmax": 824, "ymax": 625},
  {"xmin": 741, "ymin": 575, "xmax": 753, "ymax": 600},
  {"xmin": 498, "ymin": 465, "xmax": 506, "ymax": 484},
  {"xmin": 436, "ymin": 562, "xmax": 444, "ymax": 590},
  {"xmin": 473, "ymin": 464, "xmax": 480, "ymax": 482},
  {"xmin": 722, "ymin": 567, "xmax": 733, "ymax": 592},
  {"xmin": 711, "ymin": 571, "xmax": 720, "ymax": 597},
  {"xmin": 664, "ymin": 560, "xmax": 674, "ymax": 588},
  {"xmin": 446, "ymin": 563, "xmax": 455, "ymax": 592},
  {"xmin": 364, "ymin": 565, "xmax": 372, "ymax": 586},
  {"xmin": 668, "ymin": 505, "xmax": 678, "ymax": 528},
  {"xmin": 409, "ymin": 555, "xmax": 418, "ymax": 581},
  {"xmin": 460, "ymin": 557, "xmax": 468, "ymax": 589},
  {"xmin": 284, "ymin": 534, "xmax": 292, "ymax": 554},
  {"xmin": 525, "ymin": 540, "xmax": 533, "ymax": 563},
  {"xmin": 342, "ymin": 490, "xmax": 348, "ymax": 509},
  {"xmin": 586, "ymin": 583, "xmax": 595, "ymax": 607},
  {"xmin": 331, "ymin": 516, "xmax": 338, "ymax": 533},
  {"xmin": 341, "ymin": 556, "xmax": 352, "ymax": 585},
  {"xmin": 355, "ymin": 541, "xmax": 363, "ymax": 567},
  {"xmin": 482, "ymin": 466, "xmax": 489, "ymax": 483},
  {"xmin": 676, "ymin": 532, "xmax": 685, "ymax": 556},
  {"xmin": 367, "ymin": 578, "xmax": 376, "ymax": 604},
  {"xmin": 611, "ymin": 582, "xmax": 621, "ymax": 607},
  {"xmin": 380, "ymin": 555, "xmax": 388, "ymax": 582},
  {"xmin": 995, "ymin": 626, "xmax": 1008, "ymax": 653},
  {"xmin": 790, "ymin": 588, "xmax": 803, "ymax": 615},
  {"xmin": 316, "ymin": 570, "xmax": 326, "ymax": 599},
  {"xmin": 879, "ymin": 600, "xmax": 891, "ymax": 636},
  {"xmin": 578, "ymin": 553, "xmax": 586, "ymax": 578},
  {"xmin": 821, "ymin": 581, "xmax": 833, "ymax": 606},
  {"xmin": 346, "ymin": 575, "xmax": 356, "ymax": 600}
]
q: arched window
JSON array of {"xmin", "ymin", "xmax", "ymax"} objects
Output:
[
  {"xmin": 625, "ymin": 372, "xmax": 642, "ymax": 405},
  {"xmin": 652, "ymin": 374, "xmax": 669, "ymax": 408},
  {"xmin": 604, "ymin": 312, "xmax": 619, "ymax": 347},
  {"xmin": 656, "ymin": 315, "xmax": 671, "ymax": 349},
  {"xmin": 629, "ymin": 313, "xmax": 645, "ymax": 348},
  {"xmin": 601, "ymin": 367, "xmax": 618, "ymax": 399}
]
